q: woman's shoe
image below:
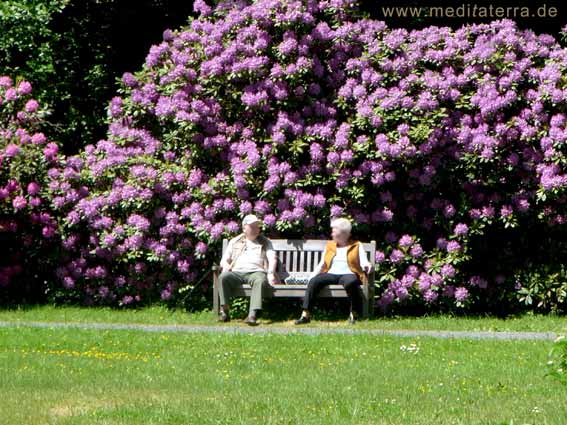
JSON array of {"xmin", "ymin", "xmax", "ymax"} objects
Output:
[{"xmin": 294, "ymin": 316, "xmax": 311, "ymax": 325}]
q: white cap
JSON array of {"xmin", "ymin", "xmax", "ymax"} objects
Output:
[{"xmin": 242, "ymin": 214, "xmax": 262, "ymax": 226}]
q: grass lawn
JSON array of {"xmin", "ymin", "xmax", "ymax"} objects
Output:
[
  {"xmin": 1, "ymin": 324, "xmax": 566, "ymax": 425},
  {"xmin": 1, "ymin": 304, "xmax": 567, "ymax": 333}
]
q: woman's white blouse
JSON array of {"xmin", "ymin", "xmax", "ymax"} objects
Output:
[{"xmin": 309, "ymin": 242, "xmax": 370, "ymax": 280}]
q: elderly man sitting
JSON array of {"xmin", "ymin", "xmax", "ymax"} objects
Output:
[{"xmin": 218, "ymin": 214, "xmax": 277, "ymax": 325}]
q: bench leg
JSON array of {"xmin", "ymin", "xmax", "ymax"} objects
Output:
[
  {"xmin": 362, "ymin": 284, "xmax": 369, "ymax": 319},
  {"xmin": 368, "ymin": 283, "xmax": 374, "ymax": 318},
  {"xmin": 213, "ymin": 271, "xmax": 219, "ymax": 317}
]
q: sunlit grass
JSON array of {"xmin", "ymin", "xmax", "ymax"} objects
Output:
[{"xmin": 1, "ymin": 326, "xmax": 566, "ymax": 424}]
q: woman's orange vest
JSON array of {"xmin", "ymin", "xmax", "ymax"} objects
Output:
[{"xmin": 320, "ymin": 240, "xmax": 366, "ymax": 282}]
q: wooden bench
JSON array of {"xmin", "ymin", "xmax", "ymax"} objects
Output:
[{"xmin": 212, "ymin": 239, "xmax": 376, "ymax": 318}]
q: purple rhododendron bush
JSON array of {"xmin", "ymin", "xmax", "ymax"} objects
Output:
[
  {"xmin": 48, "ymin": 0, "xmax": 567, "ymax": 312},
  {"xmin": 0, "ymin": 76, "xmax": 61, "ymax": 303}
]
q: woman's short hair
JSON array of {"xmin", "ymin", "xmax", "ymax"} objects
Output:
[{"xmin": 330, "ymin": 217, "xmax": 352, "ymax": 235}]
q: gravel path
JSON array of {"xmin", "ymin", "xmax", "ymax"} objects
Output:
[{"xmin": 0, "ymin": 320, "xmax": 561, "ymax": 340}]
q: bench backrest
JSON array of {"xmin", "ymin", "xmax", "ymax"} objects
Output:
[{"xmin": 221, "ymin": 238, "xmax": 376, "ymax": 273}]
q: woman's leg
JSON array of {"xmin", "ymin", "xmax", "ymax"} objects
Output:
[
  {"xmin": 339, "ymin": 274, "xmax": 363, "ymax": 316},
  {"xmin": 302, "ymin": 273, "xmax": 340, "ymax": 313}
]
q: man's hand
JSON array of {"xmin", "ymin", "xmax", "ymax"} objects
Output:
[{"xmin": 268, "ymin": 272, "xmax": 277, "ymax": 286}]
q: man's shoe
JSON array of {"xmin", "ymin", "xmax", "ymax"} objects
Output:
[
  {"xmin": 348, "ymin": 312, "xmax": 357, "ymax": 325},
  {"xmin": 244, "ymin": 315, "xmax": 258, "ymax": 326},
  {"xmin": 294, "ymin": 316, "xmax": 311, "ymax": 325},
  {"xmin": 218, "ymin": 311, "xmax": 230, "ymax": 323}
]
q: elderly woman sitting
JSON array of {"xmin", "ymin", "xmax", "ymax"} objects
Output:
[{"xmin": 295, "ymin": 217, "xmax": 371, "ymax": 325}]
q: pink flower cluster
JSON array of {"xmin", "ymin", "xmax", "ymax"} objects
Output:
[
  {"xmin": 49, "ymin": 0, "xmax": 567, "ymax": 309},
  {"xmin": 0, "ymin": 76, "xmax": 60, "ymax": 289}
]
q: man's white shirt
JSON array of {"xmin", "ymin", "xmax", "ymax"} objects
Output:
[{"xmin": 222, "ymin": 237, "xmax": 275, "ymax": 273}]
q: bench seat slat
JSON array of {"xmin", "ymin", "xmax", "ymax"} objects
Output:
[{"xmin": 228, "ymin": 284, "xmax": 348, "ymax": 298}]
